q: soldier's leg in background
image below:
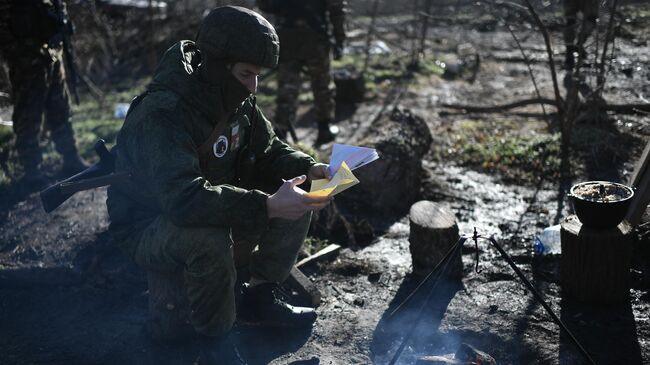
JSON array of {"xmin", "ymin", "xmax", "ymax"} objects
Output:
[
  {"xmin": 248, "ymin": 213, "xmax": 312, "ymax": 284},
  {"xmin": 577, "ymin": 0, "xmax": 599, "ymax": 58},
  {"xmin": 563, "ymin": 0, "xmax": 579, "ymax": 69},
  {"xmin": 135, "ymin": 216, "xmax": 237, "ymax": 337},
  {"xmin": 8, "ymin": 53, "xmax": 48, "ymax": 183},
  {"xmin": 305, "ymin": 45, "xmax": 337, "ymax": 144},
  {"xmin": 44, "ymin": 48, "xmax": 86, "ymax": 175},
  {"xmin": 274, "ymin": 61, "xmax": 302, "ymax": 140}
]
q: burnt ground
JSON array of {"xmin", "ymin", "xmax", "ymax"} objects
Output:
[{"xmin": 2, "ymin": 2, "xmax": 650, "ymax": 365}]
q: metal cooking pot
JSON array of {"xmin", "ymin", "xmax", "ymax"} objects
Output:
[{"xmin": 567, "ymin": 181, "xmax": 634, "ymax": 229}]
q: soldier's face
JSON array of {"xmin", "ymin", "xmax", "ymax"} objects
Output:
[{"xmin": 231, "ymin": 62, "xmax": 261, "ymax": 94}]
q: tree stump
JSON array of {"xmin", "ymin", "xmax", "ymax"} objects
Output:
[
  {"xmin": 408, "ymin": 201, "xmax": 462, "ymax": 278},
  {"xmin": 313, "ymin": 106, "xmax": 433, "ymax": 246},
  {"xmin": 341, "ymin": 106, "xmax": 433, "ymax": 216},
  {"xmin": 146, "ymin": 269, "xmax": 192, "ymax": 341},
  {"xmin": 560, "ymin": 215, "xmax": 633, "ymax": 304}
]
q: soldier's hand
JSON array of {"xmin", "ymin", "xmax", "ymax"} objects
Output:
[
  {"xmin": 267, "ymin": 175, "xmax": 332, "ymax": 220},
  {"xmin": 308, "ymin": 163, "xmax": 331, "ymax": 181}
]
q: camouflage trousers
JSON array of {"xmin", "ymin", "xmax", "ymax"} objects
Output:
[
  {"xmin": 275, "ymin": 38, "xmax": 335, "ymax": 131},
  {"xmin": 6, "ymin": 45, "xmax": 77, "ymax": 170},
  {"xmin": 563, "ymin": 0, "xmax": 599, "ymax": 52},
  {"xmin": 132, "ymin": 213, "xmax": 312, "ymax": 336}
]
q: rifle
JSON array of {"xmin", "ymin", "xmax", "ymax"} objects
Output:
[
  {"xmin": 40, "ymin": 140, "xmax": 130, "ymax": 213},
  {"xmin": 51, "ymin": 0, "xmax": 80, "ymax": 105}
]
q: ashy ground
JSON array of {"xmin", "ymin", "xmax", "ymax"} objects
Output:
[{"xmin": 1, "ymin": 2, "xmax": 650, "ymax": 365}]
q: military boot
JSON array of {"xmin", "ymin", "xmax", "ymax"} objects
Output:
[
  {"xmin": 50, "ymin": 123, "xmax": 88, "ymax": 176},
  {"xmin": 564, "ymin": 46, "xmax": 577, "ymax": 70},
  {"xmin": 21, "ymin": 166, "xmax": 49, "ymax": 192},
  {"xmin": 238, "ymin": 283, "xmax": 317, "ymax": 328},
  {"xmin": 198, "ymin": 333, "xmax": 248, "ymax": 365},
  {"xmin": 315, "ymin": 121, "xmax": 339, "ymax": 145}
]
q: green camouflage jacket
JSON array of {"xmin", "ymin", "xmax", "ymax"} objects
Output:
[{"xmin": 107, "ymin": 41, "xmax": 315, "ymax": 253}]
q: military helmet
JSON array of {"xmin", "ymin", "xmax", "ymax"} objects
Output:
[{"xmin": 196, "ymin": 6, "xmax": 279, "ymax": 69}]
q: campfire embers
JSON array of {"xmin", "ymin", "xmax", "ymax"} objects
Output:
[{"xmin": 416, "ymin": 343, "xmax": 496, "ymax": 365}]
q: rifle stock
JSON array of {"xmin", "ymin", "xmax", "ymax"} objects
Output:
[{"xmin": 40, "ymin": 140, "xmax": 128, "ymax": 213}]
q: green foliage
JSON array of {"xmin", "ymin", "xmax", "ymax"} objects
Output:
[
  {"xmin": 444, "ymin": 119, "xmax": 563, "ymax": 183},
  {"xmin": 302, "ymin": 236, "xmax": 332, "ymax": 257},
  {"xmin": 69, "ymin": 78, "xmax": 150, "ymax": 163},
  {"xmin": 0, "ymin": 78, "xmax": 149, "ymax": 189}
]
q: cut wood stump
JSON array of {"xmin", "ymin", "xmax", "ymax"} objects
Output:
[
  {"xmin": 560, "ymin": 215, "xmax": 633, "ymax": 304},
  {"xmin": 146, "ymin": 269, "xmax": 192, "ymax": 341},
  {"xmin": 408, "ymin": 201, "xmax": 462, "ymax": 278}
]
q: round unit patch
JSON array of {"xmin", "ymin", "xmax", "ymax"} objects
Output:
[{"xmin": 213, "ymin": 135, "xmax": 229, "ymax": 158}]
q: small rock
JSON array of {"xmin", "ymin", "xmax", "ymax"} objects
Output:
[{"xmin": 353, "ymin": 298, "xmax": 365, "ymax": 307}]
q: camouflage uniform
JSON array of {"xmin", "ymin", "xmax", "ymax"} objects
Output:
[
  {"xmin": 563, "ymin": 0, "xmax": 599, "ymax": 69},
  {"xmin": 266, "ymin": 0, "xmax": 346, "ymax": 144},
  {"xmin": 0, "ymin": 0, "xmax": 83, "ymax": 180},
  {"xmin": 107, "ymin": 40, "xmax": 317, "ymax": 337}
]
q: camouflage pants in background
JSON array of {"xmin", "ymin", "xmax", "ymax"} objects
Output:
[
  {"xmin": 132, "ymin": 213, "xmax": 312, "ymax": 336},
  {"xmin": 275, "ymin": 39, "xmax": 335, "ymax": 131},
  {"xmin": 563, "ymin": 0, "xmax": 599, "ymax": 52},
  {"xmin": 5, "ymin": 45, "xmax": 76, "ymax": 170}
]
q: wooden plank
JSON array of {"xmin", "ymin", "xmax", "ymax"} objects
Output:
[
  {"xmin": 295, "ymin": 244, "xmax": 341, "ymax": 268},
  {"xmin": 285, "ymin": 267, "xmax": 321, "ymax": 307},
  {"xmin": 627, "ymin": 139, "xmax": 650, "ymax": 225}
]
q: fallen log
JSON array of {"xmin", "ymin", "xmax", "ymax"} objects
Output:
[
  {"xmin": 442, "ymin": 97, "xmax": 557, "ymax": 113},
  {"xmin": 443, "ymin": 98, "xmax": 650, "ymax": 115}
]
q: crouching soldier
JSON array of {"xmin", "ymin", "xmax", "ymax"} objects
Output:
[{"xmin": 106, "ymin": 7, "xmax": 332, "ymax": 364}]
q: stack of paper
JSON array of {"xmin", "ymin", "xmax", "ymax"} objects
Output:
[
  {"xmin": 306, "ymin": 144, "xmax": 379, "ymax": 198},
  {"xmin": 305, "ymin": 161, "xmax": 359, "ymax": 198},
  {"xmin": 328, "ymin": 144, "xmax": 379, "ymax": 175}
]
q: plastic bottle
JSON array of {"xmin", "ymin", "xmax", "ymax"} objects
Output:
[
  {"xmin": 114, "ymin": 103, "xmax": 130, "ymax": 119},
  {"xmin": 533, "ymin": 224, "xmax": 562, "ymax": 255}
]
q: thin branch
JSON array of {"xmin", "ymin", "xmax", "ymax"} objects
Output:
[
  {"xmin": 521, "ymin": 0, "xmax": 563, "ymax": 112},
  {"xmin": 504, "ymin": 18, "xmax": 549, "ymax": 122},
  {"xmin": 362, "ymin": 0, "xmax": 381, "ymax": 74},
  {"xmin": 597, "ymin": 0, "xmax": 619, "ymax": 96},
  {"xmin": 442, "ymin": 97, "xmax": 557, "ymax": 113}
]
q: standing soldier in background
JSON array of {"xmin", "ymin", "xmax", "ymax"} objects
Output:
[
  {"xmin": 0, "ymin": 0, "xmax": 86, "ymax": 190},
  {"xmin": 257, "ymin": 0, "xmax": 346, "ymax": 145},
  {"xmin": 563, "ymin": 0, "xmax": 599, "ymax": 71}
]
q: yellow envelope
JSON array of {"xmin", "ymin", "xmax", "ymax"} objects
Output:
[{"xmin": 306, "ymin": 161, "xmax": 359, "ymax": 198}]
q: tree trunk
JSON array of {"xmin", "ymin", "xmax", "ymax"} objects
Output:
[
  {"xmin": 560, "ymin": 215, "xmax": 633, "ymax": 304},
  {"xmin": 408, "ymin": 201, "xmax": 462, "ymax": 278}
]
